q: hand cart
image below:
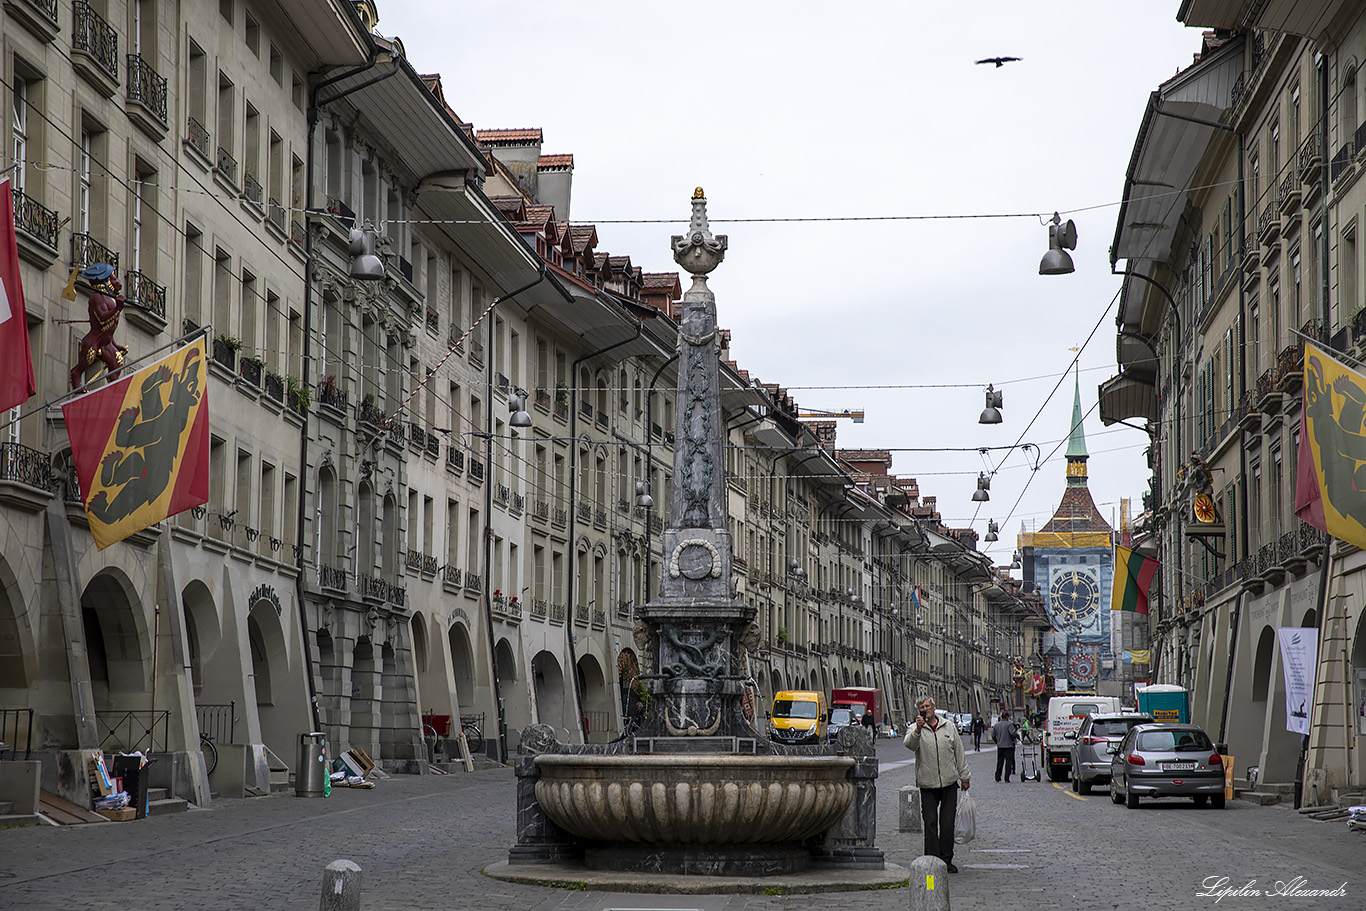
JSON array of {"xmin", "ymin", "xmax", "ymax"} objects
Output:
[{"xmin": 1020, "ymin": 741, "xmax": 1041, "ymax": 781}]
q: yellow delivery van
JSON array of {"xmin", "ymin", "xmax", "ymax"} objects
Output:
[{"xmin": 768, "ymin": 690, "xmax": 828, "ymax": 745}]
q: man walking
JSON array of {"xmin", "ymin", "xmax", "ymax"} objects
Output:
[
  {"xmin": 972, "ymin": 712, "xmax": 985, "ymax": 751},
  {"xmin": 992, "ymin": 710, "xmax": 1018, "ymax": 782},
  {"xmin": 904, "ymin": 696, "xmax": 970, "ymax": 873}
]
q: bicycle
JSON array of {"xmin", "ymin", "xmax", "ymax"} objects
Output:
[
  {"xmin": 199, "ymin": 731, "xmax": 218, "ymax": 775},
  {"xmin": 459, "ymin": 716, "xmax": 484, "ymax": 755}
]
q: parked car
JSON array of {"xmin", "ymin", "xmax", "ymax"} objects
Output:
[
  {"xmin": 1108, "ymin": 723, "xmax": 1226, "ymax": 809},
  {"xmin": 1068, "ymin": 712, "xmax": 1153, "ymax": 794},
  {"xmin": 828, "ymin": 706, "xmax": 855, "ymax": 740}
]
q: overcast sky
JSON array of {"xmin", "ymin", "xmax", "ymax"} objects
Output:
[{"xmin": 377, "ymin": 1, "xmax": 1203, "ymax": 570}]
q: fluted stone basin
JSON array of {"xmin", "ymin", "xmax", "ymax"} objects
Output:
[{"xmin": 534, "ymin": 754, "xmax": 854, "ymax": 846}]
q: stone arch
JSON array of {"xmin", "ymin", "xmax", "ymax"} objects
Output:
[
  {"xmin": 577, "ymin": 653, "xmax": 613, "ymax": 739},
  {"xmin": 853, "ymin": 670, "xmax": 863, "ymax": 687},
  {"xmin": 841, "ymin": 667, "xmax": 851, "ymax": 686},
  {"xmin": 616, "ymin": 647, "xmax": 640, "ymax": 715},
  {"xmin": 1301, "ymin": 608, "xmax": 1318, "ymax": 629},
  {"xmin": 496, "ymin": 637, "xmax": 530, "ymax": 734},
  {"xmin": 532, "ymin": 649, "xmax": 568, "ymax": 733},
  {"xmin": 180, "ymin": 580, "xmax": 220, "ymax": 699},
  {"xmin": 447, "ymin": 621, "xmax": 476, "ymax": 712},
  {"xmin": 247, "ymin": 598, "xmax": 292, "ymax": 752},
  {"xmin": 0, "ymin": 553, "xmax": 35, "ymax": 692},
  {"xmin": 357, "ymin": 480, "xmax": 377, "ymax": 577},
  {"xmin": 80, "ymin": 570, "xmax": 148, "ymax": 706},
  {"xmin": 317, "ymin": 465, "xmax": 340, "ymax": 568},
  {"xmin": 773, "ymin": 669, "xmax": 785, "ymax": 694},
  {"xmin": 1252, "ymin": 626, "xmax": 1276, "ymax": 704}
]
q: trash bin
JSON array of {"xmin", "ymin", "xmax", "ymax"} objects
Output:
[{"xmin": 296, "ymin": 732, "xmax": 327, "ymax": 797}]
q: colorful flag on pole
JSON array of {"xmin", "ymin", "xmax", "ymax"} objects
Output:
[
  {"xmin": 1111, "ymin": 545, "xmax": 1157, "ymax": 615},
  {"xmin": 0, "ymin": 179, "xmax": 35, "ymax": 412},
  {"xmin": 62, "ymin": 339, "xmax": 209, "ymax": 549},
  {"xmin": 1296, "ymin": 343, "xmax": 1366, "ymax": 550}
]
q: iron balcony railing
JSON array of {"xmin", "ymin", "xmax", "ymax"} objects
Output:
[
  {"xmin": 15, "ymin": 0, "xmax": 58, "ymax": 30},
  {"xmin": 469, "ymin": 339, "xmax": 484, "ymax": 366},
  {"xmin": 533, "ymin": 498, "xmax": 550, "ymax": 520},
  {"xmin": 318, "ymin": 563, "xmax": 348, "ymax": 592},
  {"xmin": 359, "ymin": 574, "xmax": 388, "ymax": 601},
  {"xmin": 72, "ymin": 233, "xmax": 118, "ymax": 273},
  {"xmin": 216, "ymin": 147, "xmax": 238, "ymax": 185},
  {"xmin": 267, "ymin": 198, "xmax": 287, "ymax": 233},
  {"xmin": 464, "ymin": 572, "xmax": 482, "ymax": 594},
  {"xmin": 0, "ymin": 442, "xmax": 54, "ymax": 491},
  {"xmin": 426, "ymin": 308, "xmax": 439, "ymax": 334},
  {"xmin": 443, "ymin": 565, "xmax": 462, "ymax": 587},
  {"xmin": 124, "ymin": 270, "xmax": 166, "ymax": 321},
  {"xmin": 242, "ymin": 171, "xmax": 263, "ymax": 205},
  {"xmin": 186, "ymin": 116, "xmax": 211, "ymax": 159},
  {"xmin": 531, "ymin": 598, "xmax": 548, "ymax": 619},
  {"xmin": 126, "ymin": 54, "xmax": 168, "ymax": 125},
  {"xmin": 405, "ymin": 549, "xmax": 422, "ymax": 572},
  {"xmin": 264, "ymin": 373, "xmax": 284, "ymax": 403},
  {"xmin": 468, "ymin": 457, "xmax": 484, "ymax": 483},
  {"xmin": 550, "ymin": 603, "xmax": 566, "ymax": 624},
  {"xmin": 422, "ymin": 554, "xmax": 438, "ymax": 575},
  {"xmin": 357, "ymin": 398, "xmax": 385, "ymax": 427},
  {"xmin": 73, "ymin": 1, "xmax": 119, "ymax": 83},
  {"xmin": 425, "ymin": 434, "xmax": 439, "ymax": 459},
  {"xmin": 446, "ymin": 446, "xmax": 464, "ymax": 473},
  {"xmin": 11, "ymin": 188, "xmax": 61, "ymax": 250}
]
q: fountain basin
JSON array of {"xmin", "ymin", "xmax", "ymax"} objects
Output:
[{"xmin": 533, "ymin": 753, "xmax": 854, "ymax": 846}]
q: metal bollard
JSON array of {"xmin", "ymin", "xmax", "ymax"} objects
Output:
[
  {"xmin": 908, "ymin": 854, "xmax": 949, "ymax": 911},
  {"xmin": 319, "ymin": 859, "xmax": 361, "ymax": 911},
  {"xmin": 899, "ymin": 785, "xmax": 923, "ymax": 832}
]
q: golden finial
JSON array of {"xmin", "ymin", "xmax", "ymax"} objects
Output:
[{"xmin": 692, "ymin": 187, "xmax": 705, "ymax": 199}]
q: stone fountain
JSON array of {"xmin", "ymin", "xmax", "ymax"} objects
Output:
[{"xmin": 491, "ymin": 191, "xmax": 896, "ymax": 887}]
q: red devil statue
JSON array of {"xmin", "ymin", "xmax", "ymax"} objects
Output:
[{"xmin": 69, "ymin": 262, "xmax": 127, "ymax": 389}]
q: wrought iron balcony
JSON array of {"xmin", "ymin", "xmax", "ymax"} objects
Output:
[
  {"xmin": 125, "ymin": 54, "xmax": 167, "ymax": 126},
  {"xmin": 469, "ymin": 457, "xmax": 484, "ymax": 483},
  {"xmin": 267, "ymin": 198, "xmax": 287, "ymax": 233},
  {"xmin": 592, "ymin": 608, "xmax": 606, "ymax": 628},
  {"xmin": 534, "ymin": 388, "xmax": 550, "ymax": 411},
  {"xmin": 360, "ymin": 574, "xmax": 388, "ymax": 601},
  {"xmin": 11, "ymin": 188, "xmax": 61, "ymax": 251},
  {"xmin": 533, "ymin": 498, "xmax": 550, "ymax": 521},
  {"xmin": 580, "ymin": 400, "xmax": 594, "ymax": 418},
  {"xmin": 1276, "ymin": 342, "xmax": 1304, "ymax": 393},
  {"xmin": 0, "ymin": 442, "xmax": 54, "ymax": 492},
  {"xmin": 242, "ymin": 171, "xmax": 263, "ymax": 205},
  {"xmin": 264, "ymin": 373, "xmax": 284, "ymax": 403},
  {"xmin": 495, "ymin": 373, "xmax": 509, "ymax": 394},
  {"xmin": 448, "ymin": 325, "xmax": 464, "ymax": 351},
  {"xmin": 1278, "ymin": 170, "xmax": 1300, "ymax": 213},
  {"xmin": 1257, "ymin": 197, "xmax": 1279, "ymax": 243},
  {"xmin": 123, "ymin": 270, "xmax": 166, "ymax": 321},
  {"xmin": 409, "ymin": 422, "xmax": 426, "ymax": 451},
  {"xmin": 357, "ymin": 398, "xmax": 384, "ymax": 427},
  {"xmin": 575, "ymin": 604, "xmax": 589, "ymax": 625},
  {"xmin": 553, "ymin": 507, "xmax": 567, "ymax": 526},
  {"xmin": 317, "ymin": 382, "xmax": 347, "ymax": 414},
  {"xmin": 1331, "ymin": 141, "xmax": 1354, "ymax": 183},
  {"xmin": 469, "ymin": 339, "xmax": 484, "ymax": 367},
  {"xmin": 550, "ymin": 603, "xmax": 566, "ymax": 624},
  {"xmin": 318, "ymin": 563, "xmax": 347, "ymax": 592},
  {"xmin": 511, "ymin": 493, "xmax": 525, "ymax": 514},
  {"xmin": 425, "ymin": 307, "xmax": 439, "ymax": 334},
  {"xmin": 443, "ymin": 565, "xmax": 462, "ymax": 587},
  {"xmin": 422, "ymin": 554, "xmax": 438, "ymax": 575},
  {"xmin": 531, "ymin": 599, "xmax": 548, "ymax": 619},
  {"xmin": 73, "ymin": 1, "xmax": 119, "ymax": 83},
  {"xmin": 10, "ymin": 0, "xmax": 58, "ymax": 35},
  {"xmin": 425, "ymin": 434, "xmax": 440, "ymax": 459},
  {"xmin": 71, "ymin": 233, "xmax": 118, "ymax": 273},
  {"xmin": 238, "ymin": 357, "xmax": 261, "ymax": 387},
  {"xmin": 1299, "ymin": 132, "xmax": 1323, "ymax": 184},
  {"xmin": 290, "ymin": 220, "xmax": 305, "ymax": 248},
  {"xmin": 495, "ymin": 484, "xmax": 510, "ymax": 507},
  {"xmin": 594, "ymin": 507, "xmax": 607, "ymax": 529},
  {"xmin": 216, "ymin": 147, "xmax": 238, "ymax": 185},
  {"xmin": 446, "ymin": 446, "xmax": 464, "ymax": 473},
  {"xmin": 554, "ymin": 399, "xmax": 568, "ymax": 421},
  {"xmin": 577, "ymin": 500, "xmax": 592, "ymax": 523},
  {"xmin": 464, "ymin": 572, "xmax": 482, "ymax": 594},
  {"xmin": 186, "ymin": 116, "xmax": 210, "ymax": 159},
  {"xmin": 405, "ymin": 549, "xmax": 422, "ymax": 572}
]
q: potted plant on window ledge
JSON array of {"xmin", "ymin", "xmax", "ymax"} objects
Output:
[
  {"xmin": 286, "ymin": 376, "xmax": 310, "ymax": 414},
  {"xmin": 213, "ymin": 334, "xmax": 241, "ymax": 371}
]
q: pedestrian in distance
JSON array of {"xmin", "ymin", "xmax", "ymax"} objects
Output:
[
  {"xmin": 972, "ymin": 712, "xmax": 985, "ymax": 751},
  {"xmin": 861, "ymin": 710, "xmax": 875, "ymax": 732},
  {"xmin": 992, "ymin": 710, "xmax": 1018, "ymax": 782},
  {"xmin": 903, "ymin": 695, "xmax": 970, "ymax": 874}
]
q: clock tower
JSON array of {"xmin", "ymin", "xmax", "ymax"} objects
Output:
[{"xmin": 1020, "ymin": 370, "xmax": 1114, "ymax": 693}]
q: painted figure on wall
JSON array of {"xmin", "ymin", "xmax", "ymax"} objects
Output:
[{"xmin": 70, "ymin": 263, "xmax": 127, "ymax": 389}]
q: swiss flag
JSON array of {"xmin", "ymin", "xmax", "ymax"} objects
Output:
[{"xmin": 0, "ymin": 179, "xmax": 35, "ymax": 411}]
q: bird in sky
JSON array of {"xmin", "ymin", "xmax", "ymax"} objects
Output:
[{"xmin": 975, "ymin": 56, "xmax": 1023, "ymax": 68}]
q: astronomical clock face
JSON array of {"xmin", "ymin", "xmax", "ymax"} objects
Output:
[{"xmin": 1050, "ymin": 569, "xmax": 1101, "ymax": 628}]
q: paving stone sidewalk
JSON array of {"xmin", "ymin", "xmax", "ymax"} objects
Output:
[{"xmin": 0, "ymin": 741, "xmax": 1360, "ymax": 910}]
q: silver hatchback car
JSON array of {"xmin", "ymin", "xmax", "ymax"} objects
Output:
[
  {"xmin": 1108, "ymin": 723, "xmax": 1226, "ymax": 809},
  {"xmin": 1068, "ymin": 712, "xmax": 1152, "ymax": 793}
]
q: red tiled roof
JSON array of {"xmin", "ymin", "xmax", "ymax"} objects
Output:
[
  {"xmin": 537, "ymin": 154, "xmax": 573, "ymax": 170},
  {"xmin": 1039, "ymin": 485, "xmax": 1113, "ymax": 535},
  {"xmin": 641, "ymin": 272, "xmax": 681, "ymax": 292},
  {"xmin": 607, "ymin": 255, "xmax": 633, "ymax": 272},
  {"xmin": 475, "ymin": 128, "xmax": 543, "ymax": 145},
  {"xmin": 568, "ymin": 225, "xmax": 598, "ymax": 252},
  {"xmin": 487, "ymin": 195, "xmax": 527, "ymax": 220}
]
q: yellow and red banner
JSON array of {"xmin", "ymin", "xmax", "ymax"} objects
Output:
[
  {"xmin": 62, "ymin": 340, "xmax": 209, "ymax": 549},
  {"xmin": 1111, "ymin": 545, "xmax": 1158, "ymax": 615},
  {"xmin": 1297, "ymin": 343, "xmax": 1366, "ymax": 551}
]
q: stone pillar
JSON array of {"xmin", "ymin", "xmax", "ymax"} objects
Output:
[
  {"xmin": 319, "ymin": 859, "xmax": 362, "ymax": 911},
  {"xmin": 899, "ymin": 785, "xmax": 923, "ymax": 832},
  {"xmin": 812, "ymin": 727, "xmax": 884, "ymax": 868},
  {"xmin": 507, "ymin": 725, "xmax": 582, "ymax": 864}
]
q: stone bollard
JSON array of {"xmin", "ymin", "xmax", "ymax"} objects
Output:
[
  {"xmin": 908, "ymin": 854, "xmax": 949, "ymax": 911},
  {"xmin": 899, "ymin": 785, "xmax": 922, "ymax": 833},
  {"xmin": 320, "ymin": 859, "xmax": 362, "ymax": 911}
]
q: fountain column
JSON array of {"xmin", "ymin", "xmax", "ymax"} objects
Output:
[{"xmin": 634, "ymin": 189, "xmax": 758, "ymax": 744}]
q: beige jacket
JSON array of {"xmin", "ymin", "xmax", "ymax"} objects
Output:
[{"xmin": 903, "ymin": 718, "xmax": 970, "ymax": 789}]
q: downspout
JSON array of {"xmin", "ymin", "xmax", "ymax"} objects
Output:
[
  {"xmin": 565, "ymin": 321, "xmax": 644, "ymax": 742},
  {"xmin": 294, "ymin": 47, "xmax": 394, "ymax": 735}
]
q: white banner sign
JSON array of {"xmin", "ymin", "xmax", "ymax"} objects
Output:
[{"xmin": 1277, "ymin": 627, "xmax": 1318, "ymax": 736}]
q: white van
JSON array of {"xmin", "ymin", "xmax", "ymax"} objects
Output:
[{"xmin": 1045, "ymin": 694, "xmax": 1121, "ymax": 781}]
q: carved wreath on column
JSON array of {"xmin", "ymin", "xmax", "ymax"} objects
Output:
[{"xmin": 669, "ymin": 538, "xmax": 721, "ymax": 580}]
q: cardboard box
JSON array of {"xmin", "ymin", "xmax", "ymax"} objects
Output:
[
  {"xmin": 96, "ymin": 808, "xmax": 136, "ymax": 822},
  {"xmin": 87, "ymin": 751, "xmax": 115, "ymax": 797}
]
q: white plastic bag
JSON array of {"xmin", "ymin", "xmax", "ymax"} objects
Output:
[{"xmin": 954, "ymin": 792, "xmax": 977, "ymax": 844}]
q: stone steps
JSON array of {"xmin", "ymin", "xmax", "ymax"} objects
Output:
[{"xmin": 145, "ymin": 787, "xmax": 189, "ymax": 816}]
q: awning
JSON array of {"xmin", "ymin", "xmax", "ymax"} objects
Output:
[
  {"xmin": 1110, "ymin": 37, "xmax": 1243, "ymax": 268},
  {"xmin": 1098, "ymin": 373, "xmax": 1158, "ymax": 426},
  {"xmin": 1177, "ymin": 0, "xmax": 1348, "ymax": 40}
]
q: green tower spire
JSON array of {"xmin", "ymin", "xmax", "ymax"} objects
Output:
[{"xmin": 1065, "ymin": 367, "xmax": 1088, "ymax": 485}]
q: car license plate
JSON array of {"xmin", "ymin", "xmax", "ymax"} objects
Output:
[{"xmin": 1162, "ymin": 762, "xmax": 1196, "ymax": 771}]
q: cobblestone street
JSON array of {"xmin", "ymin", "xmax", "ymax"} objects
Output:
[{"xmin": 1, "ymin": 740, "xmax": 1359, "ymax": 910}]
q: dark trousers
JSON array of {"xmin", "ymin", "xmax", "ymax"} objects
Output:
[
  {"xmin": 995, "ymin": 746, "xmax": 1015, "ymax": 781},
  {"xmin": 973, "ymin": 730, "xmax": 982, "ymax": 750},
  {"xmin": 920, "ymin": 784, "xmax": 959, "ymax": 864}
]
